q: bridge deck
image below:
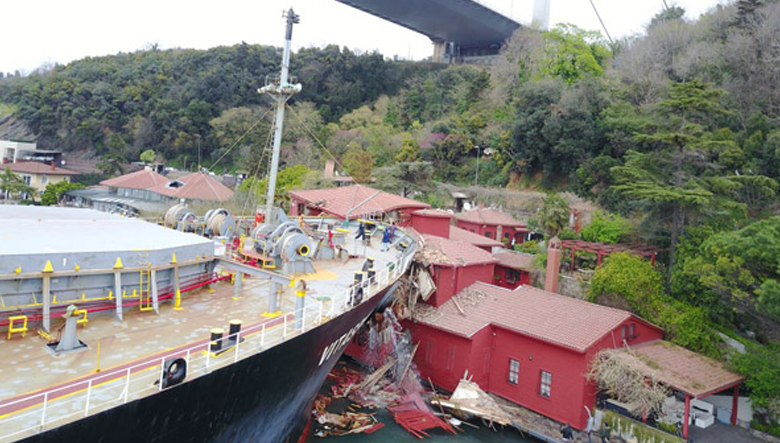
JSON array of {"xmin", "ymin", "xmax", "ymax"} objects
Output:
[{"xmin": 335, "ymin": 0, "xmax": 520, "ymax": 49}]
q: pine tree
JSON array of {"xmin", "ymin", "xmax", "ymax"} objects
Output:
[{"xmin": 611, "ymin": 80, "xmax": 728, "ymax": 281}]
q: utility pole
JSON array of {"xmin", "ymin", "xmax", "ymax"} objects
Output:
[
  {"xmin": 475, "ymin": 146, "xmax": 481, "ymax": 187},
  {"xmin": 196, "ymin": 135, "xmax": 201, "ymax": 171}
]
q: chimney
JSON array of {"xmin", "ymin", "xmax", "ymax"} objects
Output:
[
  {"xmin": 533, "ymin": 0, "xmax": 551, "ymax": 31},
  {"xmin": 323, "ymin": 160, "xmax": 335, "ymax": 179},
  {"xmin": 544, "ymin": 237, "xmax": 562, "ymax": 293},
  {"xmin": 51, "ymin": 162, "xmax": 56, "ymax": 171}
]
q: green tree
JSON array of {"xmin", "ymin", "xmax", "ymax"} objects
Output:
[
  {"xmin": 537, "ymin": 193, "xmax": 570, "ymax": 237},
  {"xmin": 395, "ymin": 137, "xmax": 420, "ymax": 163},
  {"xmin": 209, "ymin": 106, "xmax": 271, "ymax": 170},
  {"xmin": 0, "ymin": 168, "xmax": 36, "ymax": 202},
  {"xmin": 589, "ymin": 252, "xmax": 722, "ymax": 356},
  {"xmin": 342, "ymin": 142, "xmax": 374, "ymax": 184},
  {"xmin": 679, "ymin": 217, "xmax": 780, "ymax": 328},
  {"xmin": 648, "ymin": 5, "xmax": 686, "ymax": 29},
  {"xmin": 581, "ymin": 211, "xmax": 633, "ymax": 244},
  {"xmin": 541, "ymin": 24, "xmax": 610, "ymax": 85},
  {"xmin": 589, "ymin": 252, "xmax": 666, "ymax": 320},
  {"xmin": 374, "ymin": 161, "xmax": 434, "ymax": 198},
  {"xmin": 41, "ymin": 181, "xmax": 84, "ymax": 206},
  {"xmin": 611, "ymin": 80, "xmax": 729, "ymax": 277},
  {"xmin": 140, "ymin": 149, "xmax": 156, "ymax": 164},
  {"xmin": 238, "ymin": 164, "xmax": 312, "ymax": 210},
  {"xmin": 731, "ymin": 344, "xmax": 780, "ymax": 424}
]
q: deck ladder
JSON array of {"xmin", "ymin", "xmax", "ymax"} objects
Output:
[{"xmin": 139, "ymin": 268, "xmax": 153, "ymax": 311}]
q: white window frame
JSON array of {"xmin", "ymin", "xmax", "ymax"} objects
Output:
[
  {"xmin": 540, "ymin": 370, "xmax": 552, "ymax": 397},
  {"xmin": 508, "ymin": 359, "xmax": 520, "ymax": 384}
]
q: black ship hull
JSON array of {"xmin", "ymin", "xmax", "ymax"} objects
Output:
[{"xmin": 19, "ymin": 283, "xmax": 399, "ymax": 443}]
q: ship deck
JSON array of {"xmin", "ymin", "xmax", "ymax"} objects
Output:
[{"xmin": 0, "ymin": 219, "xmax": 415, "ymax": 443}]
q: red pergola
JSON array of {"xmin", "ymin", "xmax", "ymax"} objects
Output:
[
  {"xmin": 619, "ymin": 340, "xmax": 744, "ymax": 440},
  {"xmin": 560, "ymin": 240, "xmax": 662, "ymax": 271}
]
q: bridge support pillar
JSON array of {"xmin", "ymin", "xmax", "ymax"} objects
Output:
[{"xmin": 433, "ymin": 41, "xmax": 447, "ymax": 63}]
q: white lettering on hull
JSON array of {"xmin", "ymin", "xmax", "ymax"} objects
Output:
[{"xmin": 318, "ymin": 314, "xmax": 369, "ymax": 366}]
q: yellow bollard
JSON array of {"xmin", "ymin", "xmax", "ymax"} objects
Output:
[
  {"xmin": 174, "ymin": 289, "xmax": 183, "ymax": 311},
  {"xmin": 94, "ymin": 339, "xmax": 101, "ymax": 373}
]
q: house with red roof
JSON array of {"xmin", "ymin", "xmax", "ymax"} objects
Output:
[
  {"xmin": 148, "ymin": 172, "xmax": 234, "ymax": 201},
  {"xmin": 100, "ymin": 169, "xmax": 169, "ymax": 201},
  {"xmin": 417, "ymin": 234, "xmax": 497, "ymax": 307},
  {"xmin": 409, "ymin": 209, "xmax": 453, "ymax": 238},
  {"xmin": 493, "ymin": 251, "xmax": 534, "ymax": 289},
  {"xmin": 455, "ymin": 208, "xmax": 529, "ymax": 246},
  {"xmin": 289, "ymin": 185, "xmax": 429, "ymax": 222},
  {"xmin": 407, "ymin": 282, "xmax": 665, "ymax": 430},
  {"xmin": 4, "ymin": 161, "xmax": 78, "ymax": 194},
  {"xmin": 449, "ymin": 225, "xmax": 504, "ymax": 252},
  {"xmin": 100, "ymin": 169, "xmax": 233, "ymax": 202}
]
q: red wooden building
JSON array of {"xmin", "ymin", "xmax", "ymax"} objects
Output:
[
  {"xmin": 492, "ymin": 251, "xmax": 534, "ymax": 289},
  {"xmin": 417, "ymin": 234, "xmax": 497, "ymax": 307},
  {"xmin": 409, "ymin": 209, "xmax": 453, "ymax": 238},
  {"xmin": 455, "ymin": 208, "xmax": 529, "ymax": 245},
  {"xmin": 407, "ymin": 282, "xmax": 665, "ymax": 430},
  {"xmin": 288, "ymin": 185, "xmax": 429, "ymax": 221}
]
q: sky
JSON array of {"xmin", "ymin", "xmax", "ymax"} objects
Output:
[{"xmin": 1, "ymin": 0, "xmax": 729, "ymax": 75}]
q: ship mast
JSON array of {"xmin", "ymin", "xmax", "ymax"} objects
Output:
[{"xmin": 259, "ymin": 9, "xmax": 301, "ymax": 224}]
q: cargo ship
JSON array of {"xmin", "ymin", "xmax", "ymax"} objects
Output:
[{"xmin": 0, "ymin": 10, "xmax": 417, "ymax": 443}]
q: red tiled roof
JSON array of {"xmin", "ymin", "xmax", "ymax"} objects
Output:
[
  {"xmin": 494, "ymin": 251, "xmax": 535, "ymax": 270},
  {"xmin": 626, "ymin": 340, "xmax": 743, "ymax": 398},
  {"xmin": 449, "ymin": 226, "xmax": 504, "ymax": 248},
  {"xmin": 416, "ymin": 282, "xmax": 648, "ymax": 352},
  {"xmin": 420, "ymin": 234, "xmax": 497, "ymax": 267},
  {"xmin": 148, "ymin": 172, "xmax": 234, "ymax": 201},
  {"xmin": 455, "ymin": 208, "xmax": 525, "ymax": 227},
  {"xmin": 100, "ymin": 169, "xmax": 167, "ymax": 190},
  {"xmin": 412, "ymin": 209, "xmax": 453, "ymax": 219},
  {"xmin": 5, "ymin": 161, "xmax": 78, "ymax": 175},
  {"xmin": 289, "ymin": 185, "xmax": 430, "ymax": 220}
]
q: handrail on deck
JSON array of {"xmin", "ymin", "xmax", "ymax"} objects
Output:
[{"xmin": 0, "ymin": 242, "xmax": 416, "ymax": 443}]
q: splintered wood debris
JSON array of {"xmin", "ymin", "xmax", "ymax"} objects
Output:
[{"xmin": 431, "ymin": 376, "xmax": 515, "ymax": 427}]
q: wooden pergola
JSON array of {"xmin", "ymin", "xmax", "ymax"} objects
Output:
[
  {"xmin": 560, "ymin": 240, "xmax": 662, "ymax": 271},
  {"xmin": 618, "ymin": 340, "xmax": 744, "ymax": 440}
]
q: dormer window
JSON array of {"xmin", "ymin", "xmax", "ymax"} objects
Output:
[{"xmin": 166, "ymin": 180, "xmax": 185, "ymax": 188}]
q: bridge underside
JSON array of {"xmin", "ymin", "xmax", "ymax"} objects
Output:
[{"xmin": 334, "ymin": 0, "xmax": 521, "ymax": 63}]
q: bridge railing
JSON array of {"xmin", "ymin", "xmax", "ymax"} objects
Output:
[{"xmin": 0, "ymin": 241, "xmax": 416, "ymax": 443}]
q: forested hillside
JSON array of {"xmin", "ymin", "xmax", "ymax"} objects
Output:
[
  {"xmin": 0, "ymin": 43, "xmax": 438, "ymax": 171},
  {"xmin": 2, "ymin": 0, "xmax": 780, "ymax": 430}
]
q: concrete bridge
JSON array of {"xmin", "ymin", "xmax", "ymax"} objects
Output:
[{"xmin": 334, "ymin": 0, "xmax": 548, "ymax": 63}]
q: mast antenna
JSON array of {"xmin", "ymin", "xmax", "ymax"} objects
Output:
[{"xmin": 258, "ymin": 9, "xmax": 302, "ymax": 224}]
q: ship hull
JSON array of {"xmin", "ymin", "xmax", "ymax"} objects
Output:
[{"xmin": 19, "ymin": 283, "xmax": 397, "ymax": 443}]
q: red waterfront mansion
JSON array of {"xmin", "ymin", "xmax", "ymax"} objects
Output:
[
  {"xmin": 299, "ymin": 189, "xmax": 740, "ymax": 437},
  {"xmin": 407, "ymin": 282, "xmax": 664, "ymax": 430}
]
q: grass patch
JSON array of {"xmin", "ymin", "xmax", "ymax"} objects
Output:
[
  {"xmin": 0, "ymin": 101, "xmax": 17, "ymax": 117},
  {"xmin": 753, "ymin": 421, "xmax": 780, "ymax": 438},
  {"xmin": 604, "ymin": 410, "xmax": 684, "ymax": 443}
]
